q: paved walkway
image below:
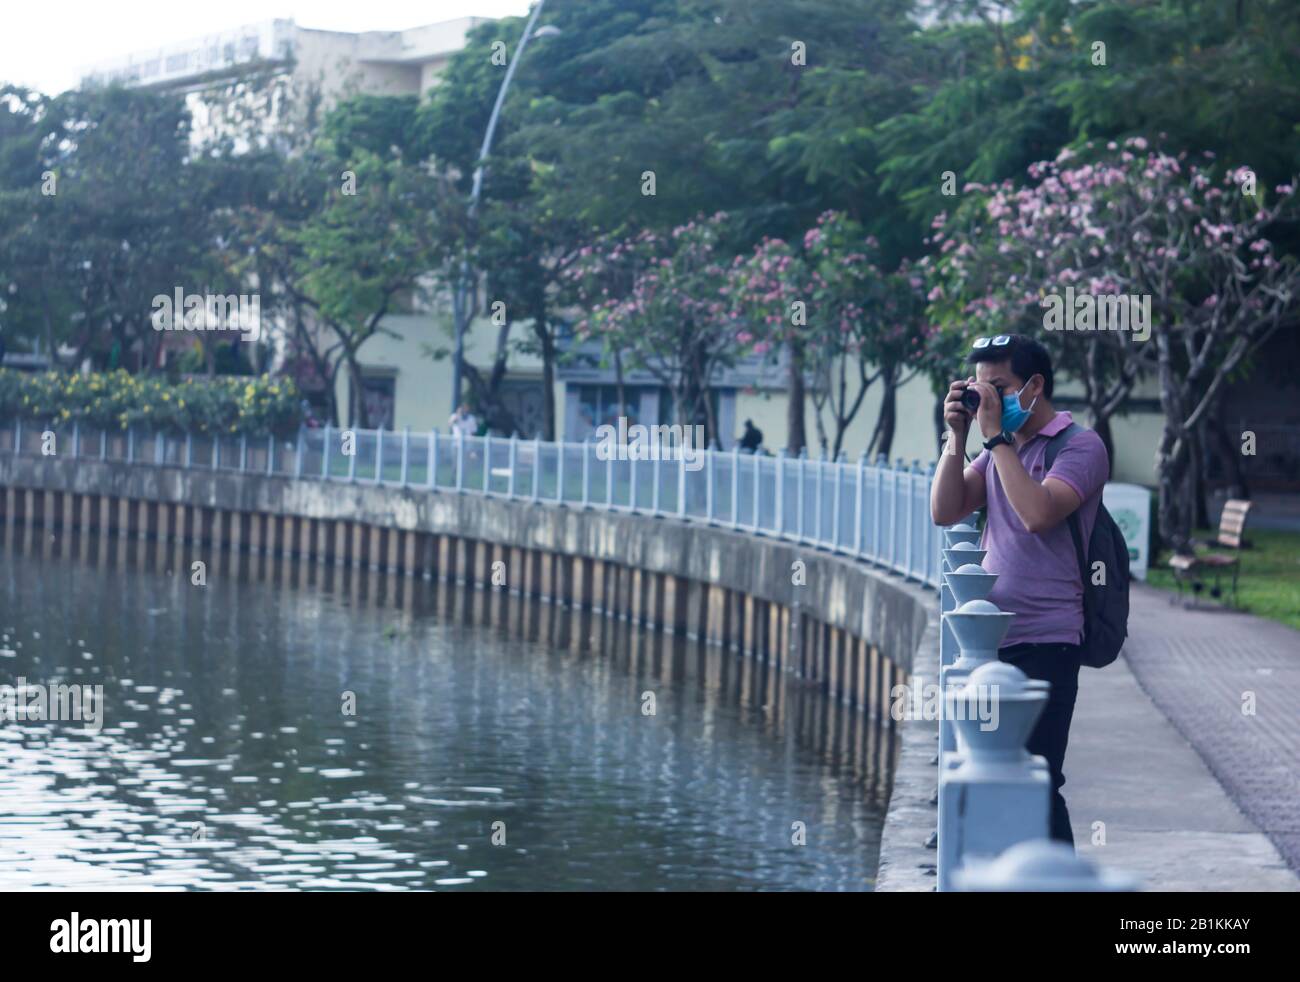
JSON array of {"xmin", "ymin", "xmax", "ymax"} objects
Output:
[{"xmin": 1069, "ymin": 584, "xmax": 1299, "ymax": 890}]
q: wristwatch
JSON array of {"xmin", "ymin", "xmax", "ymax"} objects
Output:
[{"xmin": 984, "ymin": 431, "xmax": 1014, "ymax": 452}]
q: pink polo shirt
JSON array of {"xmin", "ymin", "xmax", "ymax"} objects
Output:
[{"xmin": 969, "ymin": 411, "xmax": 1109, "ymax": 648}]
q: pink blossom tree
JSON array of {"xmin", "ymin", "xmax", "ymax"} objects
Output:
[
  {"xmin": 923, "ymin": 140, "xmax": 1300, "ymax": 552},
  {"xmin": 564, "ymin": 213, "xmax": 745, "ymax": 447},
  {"xmin": 730, "ymin": 212, "xmax": 931, "ymax": 459}
]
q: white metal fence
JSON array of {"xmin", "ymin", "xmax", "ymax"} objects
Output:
[{"xmin": 4, "ymin": 420, "xmax": 944, "ymax": 589}]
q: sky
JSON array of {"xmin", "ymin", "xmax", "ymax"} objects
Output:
[{"xmin": 1, "ymin": 0, "xmax": 534, "ymax": 95}]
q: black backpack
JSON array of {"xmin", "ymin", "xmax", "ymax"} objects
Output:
[{"xmin": 1044, "ymin": 423, "xmax": 1130, "ymax": 669}]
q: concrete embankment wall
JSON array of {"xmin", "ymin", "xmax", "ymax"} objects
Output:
[{"xmin": 0, "ymin": 454, "xmax": 939, "ymax": 890}]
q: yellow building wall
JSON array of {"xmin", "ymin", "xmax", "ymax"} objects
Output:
[{"xmin": 333, "ymin": 311, "xmax": 559, "ymax": 433}]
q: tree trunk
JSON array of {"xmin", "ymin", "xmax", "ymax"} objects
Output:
[
  {"xmin": 786, "ymin": 338, "xmax": 806, "ymax": 455},
  {"xmin": 540, "ymin": 327, "xmax": 557, "ymax": 441},
  {"xmin": 1191, "ymin": 421, "xmax": 1212, "ymax": 530},
  {"xmin": 1156, "ymin": 431, "xmax": 1195, "ymax": 555},
  {"xmin": 346, "ymin": 353, "xmax": 369, "ymax": 429},
  {"xmin": 1208, "ymin": 410, "xmax": 1249, "ymax": 500},
  {"xmin": 1154, "ymin": 331, "xmax": 1194, "ymax": 555},
  {"xmin": 1090, "ymin": 407, "xmax": 1115, "ymax": 480},
  {"xmin": 876, "ymin": 383, "xmax": 898, "ymax": 460}
]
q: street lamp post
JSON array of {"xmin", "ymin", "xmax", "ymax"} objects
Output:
[{"xmin": 449, "ymin": 1, "xmax": 558, "ymax": 416}]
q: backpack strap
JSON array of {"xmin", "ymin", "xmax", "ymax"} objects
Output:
[
  {"xmin": 1043, "ymin": 421, "xmax": 1083, "ymax": 470},
  {"xmin": 1042, "ymin": 421, "xmax": 1090, "ymax": 591}
]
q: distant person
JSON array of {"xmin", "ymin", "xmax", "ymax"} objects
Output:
[
  {"xmin": 449, "ymin": 403, "xmax": 479, "ymax": 438},
  {"xmin": 738, "ymin": 419, "xmax": 763, "ymax": 454}
]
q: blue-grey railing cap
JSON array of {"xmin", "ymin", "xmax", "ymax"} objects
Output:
[
  {"xmin": 951, "ymin": 598, "xmax": 1002, "ymax": 616},
  {"xmin": 944, "ymin": 564, "xmax": 998, "ymax": 604},
  {"xmin": 959, "ymin": 659, "xmax": 1049, "ymax": 699},
  {"xmin": 953, "ymin": 840, "xmax": 1141, "ymax": 892}
]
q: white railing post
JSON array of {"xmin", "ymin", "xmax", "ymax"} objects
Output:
[
  {"xmin": 873, "ymin": 455, "xmax": 885, "ymax": 561},
  {"xmin": 889, "ymin": 460, "xmax": 899, "ymax": 571},
  {"xmin": 508, "ymin": 435, "xmax": 518, "ymax": 498},
  {"xmin": 400, "ymin": 427, "xmax": 410, "ymax": 485},
  {"xmin": 854, "ymin": 453, "xmax": 866, "ymax": 558},
  {"xmin": 72, "ymin": 421, "xmax": 80, "ymax": 459},
  {"xmin": 731, "ymin": 446, "xmax": 740, "ymax": 529},
  {"xmin": 815, "ymin": 454, "xmax": 825, "ymax": 546},
  {"xmin": 295, "ymin": 429, "xmax": 304, "ymax": 479},
  {"xmin": 347, "ymin": 430, "xmax": 357, "ymax": 482},
  {"xmin": 831, "ymin": 455, "xmax": 843, "ymax": 550},
  {"xmin": 455, "ymin": 434, "xmax": 465, "ymax": 492},
  {"xmin": 555, "ymin": 439, "xmax": 565, "ymax": 503},
  {"xmin": 375, "ymin": 428, "xmax": 384, "ymax": 484},
  {"xmin": 531, "ymin": 437, "xmax": 540, "ymax": 500},
  {"xmin": 705, "ymin": 448, "xmax": 715, "ymax": 523},
  {"xmin": 581, "ymin": 438, "xmax": 591, "ymax": 508},
  {"xmin": 937, "ymin": 601, "xmax": 1052, "ymax": 892},
  {"xmin": 751, "ymin": 451, "xmax": 760, "ymax": 532},
  {"xmin": 321, "ymin": 424, "xmax": 331, "ymax": 478},
  {"xmin": 775, "ymin": 450, "xmax": 785, "ymax": 536},
  {"xmin": 185, "ymin": 431, "xmax": 192, "ymax": 469},
  {"xmin": 606, "ymin": 449, "xmax": 614, "ymax": 508},
  {"xmin": 127, "ymin": 427, "xmax": 134, "ymax": 464},
  {"xmin": 484, "ymin": 433, "xmax": 493, "ymax": 493},
  {"xmin": 651, "ymin": 448, "xmax": 661, "ymax": 514},
  {"xmin": 676, "ymin": 447, "xmax": 686, "ymax": 518},
  {"xmin": 904, "ymin": 459, "xmax": 917, "ymax": 579},
  {"xmin": 629, "ymin": 453, "xmax": 638, "ymax": 511},
  {"xmin": 267, "ymin": 434, "xmax": 274, "ymax": 475},
  {"xmin": 239, "ymin": 434, "xmax": 247, "ymax": 472},
  {"xmin": 428, "ymin": 431, "xmax": 438, "ymax": 489},
  {"xmin": 796, "ymin": 450, "xmax": 806, "ymax": 541}
]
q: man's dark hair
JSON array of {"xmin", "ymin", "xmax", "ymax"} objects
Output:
[{"xmin": 966, "ymin": 334, "xmax": 1054, "ymax": 398}]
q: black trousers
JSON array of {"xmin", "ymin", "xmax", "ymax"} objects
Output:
[{"xmin": 997, "ymin": 641, "xmax": 1082, "ymax": 847}]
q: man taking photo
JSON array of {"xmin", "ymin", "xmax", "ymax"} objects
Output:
[{"xmin": 930, "ymin": 333, "xmax": 1110, "ymax": 847}]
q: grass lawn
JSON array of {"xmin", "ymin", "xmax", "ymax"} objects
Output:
[{"xmin": 1144, "ymin": 527, "xmax": 1300, "ymax": 631}]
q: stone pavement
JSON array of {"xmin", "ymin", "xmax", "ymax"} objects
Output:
[{"xmin": 1069, "ymin": 583, "xmax": 1299, "ymax": 890}]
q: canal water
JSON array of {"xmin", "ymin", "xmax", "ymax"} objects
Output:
[{"xmin": 0, "ymin": 526, "xmax": 893, "ymax": 890}]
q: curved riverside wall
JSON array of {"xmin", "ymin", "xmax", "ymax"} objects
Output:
[{"xmin": 0, "ymin": 453, "xmax": 940, "ymax": 890}]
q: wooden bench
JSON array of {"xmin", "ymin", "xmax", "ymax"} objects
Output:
[{"xmin": 1167, "ymin": 499, "xmax": 1252, "ymax": 607}]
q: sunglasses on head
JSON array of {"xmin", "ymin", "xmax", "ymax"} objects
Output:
[{"xmin": 971, "ymin": 335, "xmax": 1012, "ymax": 349}]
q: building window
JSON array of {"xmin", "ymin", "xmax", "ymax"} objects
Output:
[{"xmin": 575, "ymin": 385, "xmax": 640, "ymax": 438}]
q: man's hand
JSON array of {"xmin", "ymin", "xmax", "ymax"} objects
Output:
[
  {"xmin": 967, "ymin": 380, "xmax": 1005, "ymax": 440},
  {"xmin": 943, "ymin": 378, "xmax": 974, "ymax": 436}
]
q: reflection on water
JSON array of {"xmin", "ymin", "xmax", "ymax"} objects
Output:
[{"xmin": 0, "ymin": 522, "xmax": 894, "ymax": 890}]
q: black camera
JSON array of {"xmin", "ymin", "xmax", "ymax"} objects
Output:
[{"xmin": 960, "ymin": 387, "xmax": 982, "ymax": 414}]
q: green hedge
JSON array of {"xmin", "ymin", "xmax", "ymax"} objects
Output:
[{"xmin": 0, "ymin": 369, "xmax": 302, "ymax": 436}]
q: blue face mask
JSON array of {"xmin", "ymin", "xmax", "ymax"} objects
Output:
[{"xmin": 1001, "ymin": 380, "xmax": 1038, "ymax": 433}]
